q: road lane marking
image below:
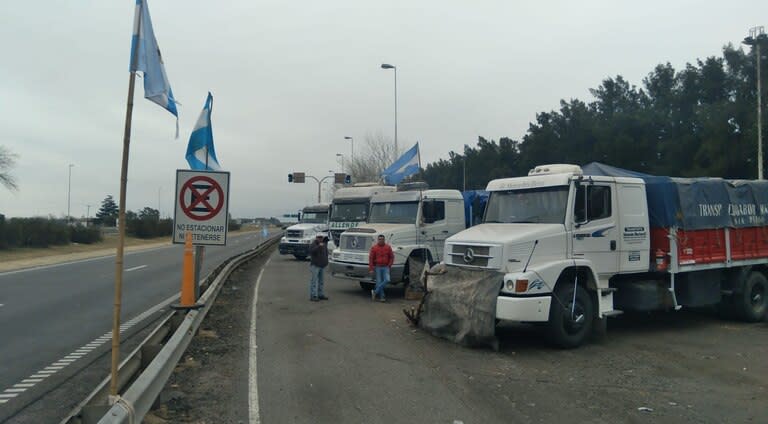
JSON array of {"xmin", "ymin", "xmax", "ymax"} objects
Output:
[
  {"xmin": 0, "ymin": 393, "xmax": 18, "ymax": 398},
  {"xmin": 125, "ymin": 265, "xmax": 148, "ymax": 272},
  {"xmin": 5, "ymin": 388, "xmax": 26, "ymax": 393},
  {"xmin": 13, "ymin": 384, "xmax": 35, "ymax": 388},
  {"xmin": 249, "ymin": 256, "xmax": 271, "ymax": 424},
  {"xmin": 21, "ymin": 379, "xmax": 43, "ymax": 383},
  {"xmin": 30, "ymin": 375, "xmax": 49, "ymax": 379}
]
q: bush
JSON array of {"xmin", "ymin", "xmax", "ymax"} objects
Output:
[
  {"xmin": 70, "ymin": 225, "xmax": 102, "ymax": 244},
  {"xmin": 0, "ymin": 217, "xmax": 70, "ymax": 249},
  {"xmin": 229, "ymin": 220, "xmax": 241, "ymax": 231},
  {"xmin": 126, "ymin": 215, "xmax": 173, "ymax": 239}
]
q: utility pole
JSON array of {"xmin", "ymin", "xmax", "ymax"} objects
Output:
[
  {"xmin": 744, "ymin": 26, "xmax": 767, "ymax": 179},
  {"xmin": 86, "ymin": 204, "xmax": 92, "ymax": 227},
  {"xmin": 67, "ymin": 164, "xmax": 74, "ymax": 224}
]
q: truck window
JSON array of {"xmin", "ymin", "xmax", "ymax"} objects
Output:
[
  {"xmin": 484, "ymin": 186, "xmax": 569, "ymax": 224},
  {"xmin": 331, "ymin": 202, "xmax": 368, "ymax": 222},
  {"xmin": 301, "ymin": 211, "xmax": 328, "ymax": 223},
  {"xmin": 369, "ymin": 201, "xmax": 418, "ymax": 224},
  {"xmin": 575, "ymin": 185, "xmax": 612, "ymax": 222},
  {"xmin": 423, "ymin": 201, "xmax": 445, "ymax": 223}
]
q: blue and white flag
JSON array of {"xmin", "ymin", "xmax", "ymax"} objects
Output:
[
  {"xmin": 130, "ymin": 0, "xmax": 179, "ymax": 135},
  {"xmin": 186, "ymin": 92, "xmax": 221, "ymax": 170},
  {"xmin": 382, "ymin": 143, "xmax": 420, "ymax": 185}
]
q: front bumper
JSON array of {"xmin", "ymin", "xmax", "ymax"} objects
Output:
[
  {"xmin": 329, "ymin": 260, "xmax": 405, "ymax": 283},
  {"xmin": 279, "ymin": 242, "xmax": 310, "ymax": 256},
  {"xmin": 496, "ymin": 294, "xmax": 551, "ymax": 322}
]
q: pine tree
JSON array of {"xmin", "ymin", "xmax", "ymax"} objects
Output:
[{"xmin": 95, "ymin": 195, "xmax": 119, "ymax": 226}]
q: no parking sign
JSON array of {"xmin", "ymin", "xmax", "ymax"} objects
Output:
[{"xmin": 173, "ymin": 170, "xmax": 230, "ymax": 245}]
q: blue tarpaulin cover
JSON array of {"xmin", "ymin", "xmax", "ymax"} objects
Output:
[
  {"xmin": 462, "ymin": 190, "xmax": 489, "ymax": 228},
  {"xmin": 581, "ymin": 162, "xmax": 768, "ymax": 229}
]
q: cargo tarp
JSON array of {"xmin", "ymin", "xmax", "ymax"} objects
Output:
[
  {"xmin": 418, "ymin": 264, "xmax": 502, "ymax": 349},
  {"xmin": 582, "ymin": 162, "xmax": 768, "ymax": 229},
  {"xmin": 461, "ymin": 190, "xmax": 489, "ymax": 228}
]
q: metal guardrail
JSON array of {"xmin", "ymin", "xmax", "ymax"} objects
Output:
[{"xmin": 61, "ymin": 233, "xmax": 281, "ymax": 424}]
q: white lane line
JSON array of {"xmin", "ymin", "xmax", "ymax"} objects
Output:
[
  {"xmin": 13, "ymin": 384, "xmax": 35, "ymax": 388},
  {"xmin": 30, "ymin": 375, "xmax": 49, "ymax": 379},
  {"xmin": 21, "ymin": 379, "xmax": 43, "ymax": 383},
  {"xmin": 0, "ymin": 399, "xmax": 8, "ymax": 404},
  {"xmin": 44, "ymin": 366, "xmax": 63, "ymax": 371},
  {"xmin": 249, "ymin": 256, "xmax": 271, "ymax": 424},
  {"xmin": 125, "ymin": 265, "xmax": 148, "ymax": 272},
  {"xmin": 39, "ymin": 370, "xmax": 57, "ymax": 374},
  {"xmin": 5, "ymin": 389, "xmax": 26, "ymax": 393},
  {"xmin": 0, "ymin": 393, "xmax": 18, "ymax": 398}
]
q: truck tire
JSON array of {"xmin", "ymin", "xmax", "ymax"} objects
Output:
[
  {"xmin": 293, "ymin": 254, "xmax": 307, "ymax": 261},
  {"xmin": 360, "ymin": 281, "xmax": 375, "ymax": 291},
  {"xmin": 546, "ymin": 284, "xmax": 594, "ymax": 348},
  {"xmin": 736, "ymin": 271, "xmax": 768, "ymax": 322}
]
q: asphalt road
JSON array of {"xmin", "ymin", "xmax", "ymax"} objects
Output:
[
  {"xmin": 0, "ymin": 231, "xmax": 271, "ymax": 422},
  {"xmin": 155, "ymin": 250, "xmax": 768, "ymax": 424}
]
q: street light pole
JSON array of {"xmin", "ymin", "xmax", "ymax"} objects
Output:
[
  {"xmin": 86, "ymin": 204, "xmax": 92, "ymax": 227},
  {"xmin": 67, "ymin": 164, "xmax": 74, "ymax": 224},
  {"xmin": 463, "ymin": 157, "xmax": 466, "ymax": 191},
  {"xmin": 744, "ymin": 26, "xmax": 767, "ymax": 179},
  {"xmin": 344, "ymin": 136, "xmax": 354, "ymax": 161},
  {"xmin": 381, "ymin": 63, "xmax": 398, "ymax": 155},
  {"xmin": 336, "ymin": 153, "xmax": 344, "ymax": 173},
  {"xmin": 307, "ymin": 173, "xmax": 335, "ymax": 203}
]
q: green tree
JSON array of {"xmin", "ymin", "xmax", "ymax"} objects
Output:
[
  {"xmin": 95, "ymin": 195, "xmax": 119, "ymax": 226},
  {"xmin": 0, "ymin": 146, "xmax": 18, "ymax": 191}
]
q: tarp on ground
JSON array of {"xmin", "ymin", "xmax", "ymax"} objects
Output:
[
  {"xmin": 418, "ymin": 264, "xmax": 502, "ymax": 349},
  {"xmin": 582, "ymin": 162, "xmax": 768, "ymax": 229}
]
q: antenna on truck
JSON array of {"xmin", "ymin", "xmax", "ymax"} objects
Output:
[{"xmin": 523, "ymin": 240, "xmax": 539, "ymax": 273}]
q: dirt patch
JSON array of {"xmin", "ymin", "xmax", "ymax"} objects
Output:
[{"xmin": 146, "ymin": 254, "xmax": 268, "ymax": 424}]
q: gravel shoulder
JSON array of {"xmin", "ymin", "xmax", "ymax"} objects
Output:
[{"xmin": 149, "ymin": 251, "xmax": 768, "ymax": 424}]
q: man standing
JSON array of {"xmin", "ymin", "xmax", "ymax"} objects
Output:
[
  {"xmin": 309, "ymin": 234, "xmax": 329, "ymax": 302},
  {"xmin": 368, "ymin": 234, "xmax": 394, "ymax": 302}
]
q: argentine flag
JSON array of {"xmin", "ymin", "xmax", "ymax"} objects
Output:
[
  {"xmin": 382, "ymin": 143, "xmax": 420, "ymax": 185},
  {"xmin": 130, "ymin": 0, "xmax": 179, "ymax": 134},
  {"xmin": 186, "ymin": 93, "xmax": 221, "ymax": 170}
]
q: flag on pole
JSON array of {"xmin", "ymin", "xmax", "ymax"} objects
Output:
[
  {"xmin": 130, "ymin": 0, "xmax": 179, "ymax": 135},
  {"xmin": 382, "ymin": 143, "xmax": 420, "ymax": 185},
  {"xmin": 186, "ymin": 92, "xmax": 221, "ymax": 170}
]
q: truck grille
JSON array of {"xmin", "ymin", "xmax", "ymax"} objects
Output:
[
  {"xmin": 341, "ymin": 234, "xmax": 372, "ymax": 252},
  {"xmin": 448, "ymin": 244, "xmax": 493, "ymax": 268},
  {"xmin": 286, "ymin": 230, "xmax": 303, "ymax": 239}
]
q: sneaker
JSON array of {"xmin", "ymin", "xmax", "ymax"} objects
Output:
[
  {"xmin": 371, "ymin": 290, "xmax": 375, "ymax": 302},
  {"xmin": 310, "ymin": 297, "xmax": 319, "ymax": 302},
  {"xmin": 318, "ymin": 295, "xmax": 329, "ymax": 300},
  {"xmin": 379, "ymin": 297, "xmax": 387, "ymax": 303}
]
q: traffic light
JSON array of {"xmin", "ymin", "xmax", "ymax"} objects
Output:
[{"xmin": 288, "ymin": 172, "xmax": 305, "ymax": 183}]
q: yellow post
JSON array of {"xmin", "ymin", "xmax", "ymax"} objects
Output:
[{"xmin": 174, "ymin": 232, "xmax": 202, "ymax": 310}]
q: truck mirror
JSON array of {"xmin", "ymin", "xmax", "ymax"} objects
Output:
[{"xmin": 574, "ymin": 184, "xmax": 588, "ymax": 226}]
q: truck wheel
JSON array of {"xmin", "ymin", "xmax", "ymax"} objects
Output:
[
  {"xmin": 546, "ymin": 284, "xmax": 594, "ymax": 348},
  {"xmin": 293, "ymin": 254, "xmax": 307, "ymax": 261},
  {"xmin": 736, "ymin": 272, "xmax": 768, "ymax": 322},
  {"xmin": 360, "ymin": 281, "xmax": 375, "ymax": 291}
]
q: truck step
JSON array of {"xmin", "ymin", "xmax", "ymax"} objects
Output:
[
  {"xmin": 602, "ymin": 310, "xmax": 623, "ymax": 317},
  {"xmin": 600, "ymin": 288, "xmax": 618, "ymax": 296}
]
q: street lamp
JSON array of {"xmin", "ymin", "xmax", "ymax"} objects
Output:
[
  {"xmin": 344, "ymin": 136, "xmax": 354, "ymax": 161},
  {"xmin": 744, "ymin": 26, "xmax": 768, "ymax": 179},
  {"xmin": 67, "ymin": 164, "xmax": 74, "ymax": 224},
  {"xmin": 336, "ymin": 153, "xmax": 344, "ymax": 173},
  {"xmin": 380, "ymin": 63, "xmax": 398, "ymax": 155}
]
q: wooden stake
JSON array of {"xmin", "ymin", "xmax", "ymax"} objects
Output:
[{"xmin": 110, "ymin": 0, "xmax": 142, "ymax": 398}]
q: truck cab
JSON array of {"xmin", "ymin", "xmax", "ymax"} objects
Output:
[
  {"xmin": 330, "ymin": 185, "xmax": 466, "ymax": 290},
  {"xmin": 445, "ymin": 164, "xmax": 648, "ymax": 347},
  {"xmin": 278, "ymin": 203, "xmax": 330, "ymax": 260},
  {"xmin": 327, "ymin": 184, "xmax": 396, "ymax": 251}
]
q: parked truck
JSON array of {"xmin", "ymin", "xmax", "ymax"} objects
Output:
[
  {"xmin": 443, "ymin": 163, "xmax": 768, "ymax": 347},
  {"xmin": 278, "ymin": 203, "xmax": 330, "ymax": 260},
  {"xmin": 327, "ymin": 184, "xmax": 396, "ymax": 251},
  {"xmin": 329, "ymin": 184, "xmax": 466, "ymax": 290}
]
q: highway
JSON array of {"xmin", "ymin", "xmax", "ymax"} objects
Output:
[{"xmin": 0, "ymin": 231, "xmax": 271, "ymax": 421}]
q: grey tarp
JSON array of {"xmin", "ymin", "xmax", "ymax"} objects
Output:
[{"xmin": 418, "ymin": 264, "xmax": 503, "ymax": 349}]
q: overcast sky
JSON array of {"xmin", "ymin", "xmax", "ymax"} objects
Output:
[{"xmin": 0, "ymin": 0, "xmax": 765, "ymax": 219}]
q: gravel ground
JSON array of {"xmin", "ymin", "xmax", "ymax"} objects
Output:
[{"xmin": 148, "ymin": 251, "xmax": 768, "ymax": 424}]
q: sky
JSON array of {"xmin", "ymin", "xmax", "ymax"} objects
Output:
[{"xmin": 0, "ymin": 0, "xmax": 766, "ymax": 219}]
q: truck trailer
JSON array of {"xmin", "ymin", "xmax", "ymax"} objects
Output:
[{"xmin": 442, "ymin": 163, "xmax": 768, "ymax": 347}]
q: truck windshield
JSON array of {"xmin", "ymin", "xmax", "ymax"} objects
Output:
[
  {"xmin": 369, "ymin": 201, "xmax": 418, "ymax": 224},
  {"xmin": 484, "ymin": 186, "xmax": 569, "ymax": 224},
  {"xmin": 330, "ymin": 202, "xmax": 368, "ymax": 222},
  {"xmin": 301, "ymin": 212, "xmax": 328, "ymax": 223}
]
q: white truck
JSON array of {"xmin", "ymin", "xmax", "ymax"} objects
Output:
[
  {"xmin": 327, "ymin": 184, "xmax": 396, "ymax": 251},
  {"xmin": 329, "ymin": 185, "xmax": 466, "ymax": 291},
  {"xmin": 278, "ymin": 203, "xmax": 330, "ymax": 260},
  {"xmin": 444, "ymin": 163, "xmax": 768, "ymax": 347}
]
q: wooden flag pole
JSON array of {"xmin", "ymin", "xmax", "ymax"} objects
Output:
[{"xmin": 110, "ymin": 0, "xmax": 142, "ymax": 398}]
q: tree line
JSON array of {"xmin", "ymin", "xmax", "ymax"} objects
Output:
[{"xmin": 420, "ymin": 44, "xmax": 766, "ymax": 190}]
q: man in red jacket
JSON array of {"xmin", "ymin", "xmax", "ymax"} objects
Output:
[{"xmin": 368, "ymin": 234, "xmax": 394, "ymax": 302}]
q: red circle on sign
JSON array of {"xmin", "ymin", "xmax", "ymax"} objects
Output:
[{"xmin": 179, "ymin": 176, "xmax": 224, "ymax": 221}]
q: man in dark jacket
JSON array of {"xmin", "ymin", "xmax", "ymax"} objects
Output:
[{"xmin": 308, "ymin": 234, "xmax": 329, "ymax": 302}]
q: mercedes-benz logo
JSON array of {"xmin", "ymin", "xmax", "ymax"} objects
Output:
[
  {"xmin": 351, "ymin": 237, "xmax": 358, "ymax": 248},
  {"xmin": 463, "ymin": 247, "xmax": 475, "ymax": 264}
]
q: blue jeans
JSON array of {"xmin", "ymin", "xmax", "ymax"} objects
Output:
[
  {"xmin": 309, "ymin": 265, "xmax": 325, "ymax": 299},
  {"xmin": 374, "ymin": 266, "xmax": 390, "ymax": 299}
]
